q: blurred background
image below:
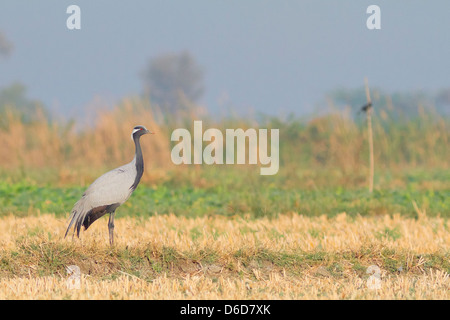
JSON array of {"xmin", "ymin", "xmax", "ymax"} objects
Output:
[
  {"xmin": 0, "ymin": 1, "xmax": 449, "ymax": 218},
  {"xmin": 1, "ymin": 1, "xmax": 450, "ymax": 117}
]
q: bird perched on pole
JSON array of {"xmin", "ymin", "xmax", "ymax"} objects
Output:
[
  {"xmin": 65, "ymin": 125, "xmax": 152, "ymax": 245},
  {"xmin": 358, "ymin": 102, "xmax": 373, "ymax": 114}
]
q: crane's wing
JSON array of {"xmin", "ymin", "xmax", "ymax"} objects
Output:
[
  {"xmin": 65, "ymin": 160, "xmax": 137, "ymax": 238},
  {"xmin": 83, "ymin": 162, "xmax": 137, "ymax": 207}
]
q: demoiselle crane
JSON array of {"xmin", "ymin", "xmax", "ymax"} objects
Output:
[{"xmin": 65, "ymin": 125, "xmax": 152, "ymax": 245}]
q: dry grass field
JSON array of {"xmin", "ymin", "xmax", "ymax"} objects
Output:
[{"xmin": 0, "ymin": 212, "xmax": 448, "ymax": 299}]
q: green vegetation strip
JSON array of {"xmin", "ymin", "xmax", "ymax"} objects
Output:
[{"xmin": 0, "ymin": 180, "xmax": 448, "ymax": 219}]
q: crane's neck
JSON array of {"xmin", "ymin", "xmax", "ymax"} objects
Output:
[{"xmin": 130, "ymin": 135, "xmax": 144, "ymax": 191}]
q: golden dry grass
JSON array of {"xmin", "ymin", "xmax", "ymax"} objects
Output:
[
  {"xmin": 0, "ymin": 213, "xmax": 448, "ymax": 299},
  {"xmin": 1, "ymin": 270, "xmax": 448, "ymax": 300},
  {"xmin": 1, "ymin": 99, "xmax": 449, "ymax": 187},
  {"xmin": 0, "ymin": 101, "xmax": 173, "ymax": 185}
]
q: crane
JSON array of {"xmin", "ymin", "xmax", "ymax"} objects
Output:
[{"xmin": 65, "ymin": 125, "xmax": 152, "ymax": 245}]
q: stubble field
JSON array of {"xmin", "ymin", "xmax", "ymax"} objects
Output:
[{"xmin": 0, "ymin": 210, "xmax": 448, "ymax": 299}]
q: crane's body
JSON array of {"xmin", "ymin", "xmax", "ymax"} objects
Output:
[{"xmin": 65, "ymin": 125, "xmax": 151, "ymax": 245}]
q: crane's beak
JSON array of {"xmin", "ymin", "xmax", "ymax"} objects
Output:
[{"xmin": 146, "ymin": 129, "xmax": 154, "ymax": 134}]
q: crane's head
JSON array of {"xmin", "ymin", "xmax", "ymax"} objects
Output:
[{"xmin": 131, "ymin": 125, "xmax": 153, "ymax": 141}]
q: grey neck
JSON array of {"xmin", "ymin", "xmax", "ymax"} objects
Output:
[{"xmin": 130, "ymin": 135, "xmax": 144, "ymax": 191}]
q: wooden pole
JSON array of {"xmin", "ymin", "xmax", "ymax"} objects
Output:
[{"xmin": 364, "ymin": 77, "xmax": 374, "ymax": 193}]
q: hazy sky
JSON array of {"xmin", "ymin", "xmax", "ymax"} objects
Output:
[{"xmin": 0, "ymin": 1, "xmax": 449, "ymax": 118}]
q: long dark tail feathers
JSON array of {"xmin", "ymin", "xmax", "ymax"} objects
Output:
[
  {"xmin": 65, "ymin": 198, "xmax": 91, "ymax": 240},
  {"xmin": 65, "ymin": 209, "xmax": 84, "ymax": 239},
  {"xmin": 65, "ymin": 202, "xmax": 118, "ymax": 239},
  {"xmin": 64, "ymin": 211, "xmax": 75, "ymax": 239}
]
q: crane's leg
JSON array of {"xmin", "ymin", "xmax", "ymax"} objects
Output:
[{"xmin": 108, "ymin": 211, "xmax": 115, "ymax": 246}]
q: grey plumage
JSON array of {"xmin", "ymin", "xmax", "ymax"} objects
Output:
[{"xmin": 65, "ymin": 125, "xmax": 152, "ymax": 245}]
